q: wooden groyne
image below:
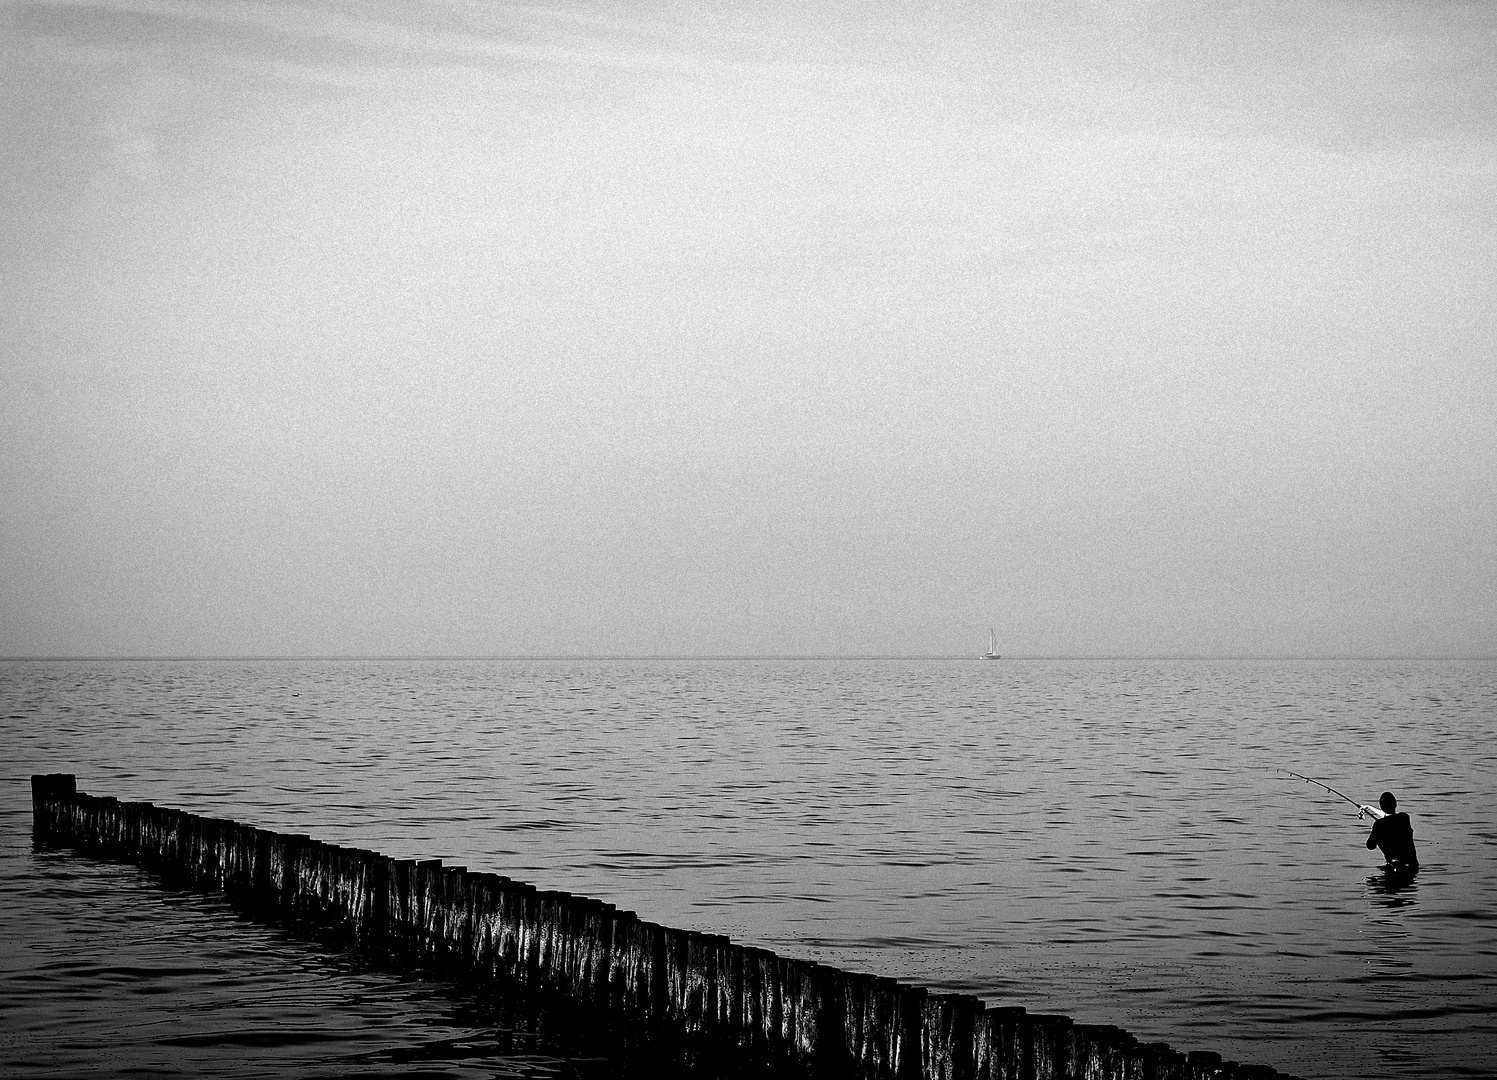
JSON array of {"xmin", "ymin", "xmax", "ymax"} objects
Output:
[{"xmin": 31, "ymin": 774, "xmax": 1297, "ymax": 1080}]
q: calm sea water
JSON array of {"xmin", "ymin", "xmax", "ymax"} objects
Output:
[{"xmin": 2, "ymin": 658, "xmax": 1494, "ymax": 1079}]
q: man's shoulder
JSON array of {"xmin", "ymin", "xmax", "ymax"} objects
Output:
[{"xmin": 1384, "ymin": 812, "xmax": 1413, "ymax": 833}]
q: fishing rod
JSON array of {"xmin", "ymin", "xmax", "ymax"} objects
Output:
[{"xmin": 1279, "ymin": 770, "xmax": 1385, "ymax": 820}]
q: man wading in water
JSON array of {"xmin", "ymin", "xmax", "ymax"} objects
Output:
[{"xmin": 1366, "ymin": 792, "xmax": 1419, "ymax": 871}]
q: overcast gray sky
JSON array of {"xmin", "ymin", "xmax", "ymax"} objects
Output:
[{"xmin": 2, "ymin": 0, "xmax": 1494, "ymax": 658}]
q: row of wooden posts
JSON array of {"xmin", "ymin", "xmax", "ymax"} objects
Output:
[{"xmin": 31, "ymin": 774, "xmax": 1297, "ymax": 1080}]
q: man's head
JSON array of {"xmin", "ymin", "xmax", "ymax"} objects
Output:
[{"xmin": 1380, "ymin": 791, "xmax": 1398, "ymax": 814}]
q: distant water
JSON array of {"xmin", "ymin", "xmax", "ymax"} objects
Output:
[{"xmin": 2, "ymin": 658, "xmax": 1494, "ymax": 1079}]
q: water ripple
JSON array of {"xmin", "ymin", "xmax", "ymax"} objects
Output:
[{"xmin": 3, "ymin": 657, "xmax": 1495, "ymax": 1080}]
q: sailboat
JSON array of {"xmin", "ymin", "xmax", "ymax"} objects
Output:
[{"xmin": 980, "ymin": 629, "xmax": 1001, "ymax": 660}]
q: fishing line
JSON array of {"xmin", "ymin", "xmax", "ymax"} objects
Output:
[{"xmin": 1278, "ymin": 769, "xmax": 1384, "ymax": 820}]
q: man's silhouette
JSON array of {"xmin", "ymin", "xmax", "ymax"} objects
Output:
[{"xmin": 1366, "ymin": 791, "xmax": 1418, "ymax": 870}]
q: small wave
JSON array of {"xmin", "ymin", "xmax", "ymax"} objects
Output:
[
  {"xmin": 157, "ymin": 1028, "xmax": 356, "ymax": 1049},
  {"xmin": 497, "ymin": 820, "xmax": 575, "ymax": 831}
]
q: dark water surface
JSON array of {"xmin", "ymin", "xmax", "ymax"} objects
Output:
[{"xmin": 3, "ymin": 658, "xmax": 1494, "ymax": 1078}]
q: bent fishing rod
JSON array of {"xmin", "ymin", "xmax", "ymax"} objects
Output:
[{"xmin": 1279, "ymin": 770, "xmax": 1385, "ymax": 820}]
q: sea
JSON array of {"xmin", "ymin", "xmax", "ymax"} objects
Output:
[{"xmin": 1, "ymin": 658, "xmax": 1493, "ymax": 1079}]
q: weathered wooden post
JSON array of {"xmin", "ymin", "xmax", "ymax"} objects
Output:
[
  {"xmin": 923, "ymin": 993, "xmax": 983, "ymax": 1080},
  {"xmin": 1029, "ymin": 1014, "xmax": 1073, "ymax": 1080}
]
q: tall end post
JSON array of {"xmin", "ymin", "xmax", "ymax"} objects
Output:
[{"xmin": 31, "ymin": 773, "xmax": 78, "ymax": 845}]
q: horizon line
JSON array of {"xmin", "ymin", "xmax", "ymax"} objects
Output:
[{"xmin": 2, "ymin": 654, "xmax": 1493, "ymax": 663}]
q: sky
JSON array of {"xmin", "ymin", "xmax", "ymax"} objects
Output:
[{"xmin": 1, "ymin": 0, "xmax": 1494, "ymax": 658}]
